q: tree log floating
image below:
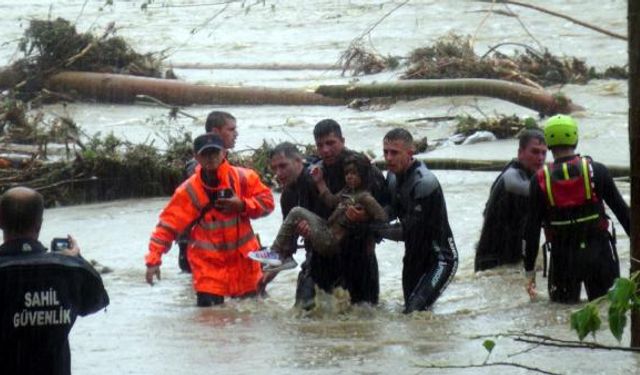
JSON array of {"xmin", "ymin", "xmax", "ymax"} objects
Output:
[
  {"xmin": 374, "ymin": 157, "xmax": 629, "ymax": 178},
  {"xmin": 44, "ymin": 71, "xmax": 346, "ymax": 106},
  {"xmin": 167, "ymin": 62, "xmax": 339, "ymax": 71},
  {"xmin": 316, "ymin": 79, "xmax": 583, "ymax": 115}
]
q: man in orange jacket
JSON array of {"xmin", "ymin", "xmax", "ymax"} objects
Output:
[{"xmin": 145, "ymin": 133, "xmax": 274, "ymax": 306}]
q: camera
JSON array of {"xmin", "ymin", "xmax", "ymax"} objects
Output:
[
  {"xmin": 216, "ymin": 188, "xmax": 233, "ymax": 199},
  {"xmin": 51, "ymin": 237, "xmax": 70, "ymax": 252}
]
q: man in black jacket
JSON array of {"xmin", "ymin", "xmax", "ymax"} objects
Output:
[
  {"xmin": 524, "ymin": 115, "xmax": 630, "ymax": 303},
  {"xmin": 269, "ymin": 119, "xmax": 388, "ymax": 308},
  {"xmin": 0, "ymin": 187, "xmax": 109, "ymax": 375},
  {"xmin": 475, "ymin": 129, "xmax": 547, "ymax": 271},
  {"xmin": 378, "ymin": 128, "xmax": 458, "ymax": 313}
]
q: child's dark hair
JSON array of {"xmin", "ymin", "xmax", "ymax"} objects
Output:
[{"xmin": 343, "ymin": 153, "xmax": 371, "ymax": 189}]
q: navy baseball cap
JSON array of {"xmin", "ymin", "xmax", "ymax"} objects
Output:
[{"xmin": 193, "ymin": 133, "xmax": 225, "ymax": 155}]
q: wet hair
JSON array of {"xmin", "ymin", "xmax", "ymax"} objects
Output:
[
  {"xmin": 519, "ymin": 128, "xmax": 546, "ymax": 149},
  {"xmin": 0, "ymin": 187, "xmax": 44, "ymax": 235},
  {"xmin": 313, "ymin": 119, "xmax": 342, "ymax": 140},
  {"xmin": 269, "ymin": 142, "xmax": 302, "ymax": 161},
  {"xmin": 343, "ymin": 153, "xmax": 371, "ymax": 189},
  {"xmin": 205, "ymin": 111, "xmax": 235, "ymax": 133},
  {"xmin": 383, "ymin": 128, "xmax": 413, "ymax": 147}
]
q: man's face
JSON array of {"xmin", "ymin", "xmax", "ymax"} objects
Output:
[
  {"xmin": 315, "ymin": 132, "xmax": 345, "ymax": 166},
  {"xmin": 518, "ymin": 138, "xmax": 547, "ymax": 173},
  {"xmin": 270, "ymin": 153, "xmax": 303, "ymax": 188},
  {"xmin": 195, "ymin": 148, "xmax": 225, "ymax": 173},
  {"xmin": 212, "ymin": 120, "xmax": 238, "ymax": 149},
  {"xmin": 383, "ymin": 139, "xmax": 413, "ymax": 175}
]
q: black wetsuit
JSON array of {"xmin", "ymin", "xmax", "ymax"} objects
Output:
[
  {"xmin": 293, "ymin": 149, "xmax": 388, "ymax": 307},
  {"xmin": 523, "ymin": 155, "xmax": 630, "ymax": 303},
  {"xmin": 384, "ymin": 160, "xmax": 458, "ymax": 313},
  {"xmin": 475, "ymin": 160, "xmax": 533, "ymax": 271},
  {"xmin": 0, "ymin": 239, "xmax": 109, "ymax": 375}
]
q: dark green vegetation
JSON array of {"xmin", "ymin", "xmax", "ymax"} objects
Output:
[{"xmin": 571, "ymin": 273, "xmax": 640, "ymax": 342}]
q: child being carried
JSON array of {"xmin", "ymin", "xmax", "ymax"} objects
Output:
[{"xmin": 248, "ymin": 154, "xmax": 387, "ymax": 272}]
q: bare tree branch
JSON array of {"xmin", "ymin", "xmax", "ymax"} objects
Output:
[
  {"xmin": 415, "ymin": 361, "xmax": 561, "ymax": 375},
  {"xmin": 475, "ymin": 0, "xmax": 627, "ymax": 41}
]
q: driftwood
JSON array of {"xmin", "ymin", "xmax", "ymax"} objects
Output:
[
  {"xmin": 316, "ymin": 79, "xmax": 582, "ymax": 115},
  {"xmin": 166, "ymin": 62, "xmax": 339, "ymax": 71},
  {"xmin": 44, "ymin": 71, "xmax": 346, "ymax": 106},
  {"xmin": 374, "ymin": 157, "xmax": 630, "ymax": 178},
  {"xmin": 41, "ymin": 71, "xmax": 581, "ymax": 115}
]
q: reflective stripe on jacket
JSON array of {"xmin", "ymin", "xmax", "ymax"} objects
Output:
[
  {"xmin": 146, "ymin": 160, "xmax": 274, "ymax": 296},
  {"xmin": 535, "ymin": 155, "xmax": 607, "ymax": 232}
]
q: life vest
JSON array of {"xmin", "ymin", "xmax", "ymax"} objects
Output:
[
  {"xmin": 536, "ymin": 155, "xmax": 608, "ymax": 235},
  {"xmin": 146, "ymin": 160, "xmax": 274, "ymax": 296}
]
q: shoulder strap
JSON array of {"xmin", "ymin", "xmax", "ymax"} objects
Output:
[{"xmin": 185, "ymin": 191, "xmax": 217, "ymax": 231}]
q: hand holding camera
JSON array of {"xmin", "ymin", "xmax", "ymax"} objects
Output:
[
  {"xmin": 214, "ymin": 188, "xmax": 245, "ymax": 213},
  {"xmin": 51, "ymin": 235, "xmax": 80, "ymax": 257}
]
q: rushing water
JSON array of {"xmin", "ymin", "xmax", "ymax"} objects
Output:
[{"xmin": 2, "ymin": 1, "xmax": 637, "ymax": 374}]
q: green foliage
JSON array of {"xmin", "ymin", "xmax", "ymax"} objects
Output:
[
  {"xmin": 13, "ymin": 17, "xmax": 162, "ymax": 100},
  {"xmin": 607, "ymin": 277, "xmax": 637, "ymax": 341},
  {"xmin": 570, "ymin": 273, "xmax": 640, "ymax": 342},
  {"xmin": 482, "ymin": 339, "xmax": 495, "ymax": 353},
  {"xmin": 608, "ymin": 304, "xmax": 627, "ymax": 342},
  {"xmin": 570, "ymin": 303, "xmax": 601, "ymax": 341},
  {"xmin": 19, "ymin": 18, "xmax": 91, "ymax": 66},
  {"xmin": 481, "ymin": 339, "xmax": 495, "ymax": 365}
]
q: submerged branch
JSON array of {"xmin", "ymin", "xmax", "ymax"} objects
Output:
[
  {"xmin": 415, "ymin": 361, "xmax": 560, "ymax": 375},
  {"xmin": 135, "ymin": 94, "xmax": 199, "ymax": 120},
  {"xmin": 166, "ymin": 62, "xmax": 339, "ymax": 71},
  {"xmin": 507, "ymin": 332, "xmax": 640, "ymax": 352},
  {"xmin": 374, "ymin": 158, "xmax": 629, "ymax": 178}
]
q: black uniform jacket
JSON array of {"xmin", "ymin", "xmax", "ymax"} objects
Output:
[{"xmin": 0, "ymin": 239, "xmax": 109, "ymax": 375}]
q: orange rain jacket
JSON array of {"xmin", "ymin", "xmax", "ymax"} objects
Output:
[{"xmin": 146, "ymin": 160, "xmax": 274, "ymax": 296}]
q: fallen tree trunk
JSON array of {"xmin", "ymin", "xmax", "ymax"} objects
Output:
[
  {"xmin": 34, "ymin": 72, "xmax": 580, "ymax": 114},
  {"xmin": 316, "ymin": 79, "xmax": 583, "ymax": 115},
  {"xmin": 167, "ymin": 62, "xmax": 339, "ymax": 71},
  {"xmin": 375, "ymin": 157, "xmax": 629, "ymax": 177},
  {"xmin": 44, "ymin": 71, "xmax": 346, "ymax": 106}
]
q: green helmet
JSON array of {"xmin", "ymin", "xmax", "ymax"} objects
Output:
[{"xmin": 544, "ymin": 115, "xmax": 578, "ymax": 147}]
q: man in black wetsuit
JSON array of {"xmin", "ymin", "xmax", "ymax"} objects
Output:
[
  {"xmin": 474, "ymin": 129, "xmax": 547, "ymax": 271},
  {"xmin": 289, "ymin": 120, "xmax": 388, "ymax": 308},
  {"xmin": 0, "ymin": 187, "xmax": 110, "ymax": 375},
  {"xmin": 377, "ymin": 128, "xmax": 458, "ymax": 313},
  {"xmin": 260, "ymin": 142, "xmax": 318, "ymax": 298},
  {"xmin": 523, "ymin": 115, "xmax": 630, "ymax": 303}
]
